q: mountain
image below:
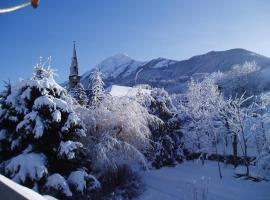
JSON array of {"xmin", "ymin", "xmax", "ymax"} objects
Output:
[{"xmin": 80, "ymin": 49, "xmax": 270, "ymax": 94}]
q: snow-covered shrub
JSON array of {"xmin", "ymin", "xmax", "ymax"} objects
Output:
[
  {"xmin": 256, "ymin": 143, "xmax": 270, "ymax": 179},
  {"xmin": 44, "ymin": 173, "xmax": 72, "ymax": 198},
  {"xmin": 139, "ymin": 88, "xmax": 183, "ymax": 168},
  {"xmin": 152, "ymin": 133, "xmax": 184, "ymax": 169},
  {"xmin": 101, "ymin": 164, "xmax": 144, "ymax": 200},
  {"xmin": 76, "ymin": 95, "xmax": 159, "ymax": 171},
  {"xmin": 0, "ymin": 64, "xmax": 98, "ymax": 199},
  {"xmin": 3, "ymin": 152, "xmax": 47, "ymax": 184},
  {"xmin": 68, "ymin": 169, "xmax": 100, "ymax": 194}
]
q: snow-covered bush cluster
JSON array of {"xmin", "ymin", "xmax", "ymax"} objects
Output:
[
  {"xmin": 76, "ymin": 95, "xmax": 156, "ymax": 171},
  {"xmin": 179, "ymin": 65, "xmax": 270, "ymax": 179},
  {"xmin": 219, "ymin": 61, "xmax": 262, "ymax": 97},
  {"xmin": 0, "ymin": 65, "xmax": 186, "ymax": 199},
  {"xmin": 0, "ymin": 65, "xmax": 100, "ymax": 199}
]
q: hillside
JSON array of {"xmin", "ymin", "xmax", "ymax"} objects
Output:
[{"xmin": 80, "ymin": 49, "xmax": 270, "ymax": 94}]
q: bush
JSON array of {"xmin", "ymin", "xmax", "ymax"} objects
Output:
[{"xmin": 100, "ymin": 165, "xmax": 144, "ymax": 200}]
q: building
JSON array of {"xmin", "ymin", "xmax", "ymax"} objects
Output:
[
  {"xmin": 108, "ymin": 85, "xmax": 151, "ymax": 98},
  {"xmin": 69, "ymin": 42, "xmax": 80, "ymax": 89},
  {"xmin": 68, "ymin": 42, "xmax": 88, "ymax": 105}
]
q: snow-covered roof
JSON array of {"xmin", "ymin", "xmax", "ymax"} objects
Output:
[{"xmin": 108, "ymin": 85, "xmax": 151, "ymax": 97}]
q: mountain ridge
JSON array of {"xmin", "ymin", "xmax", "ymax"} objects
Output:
[{"xmin": 79, "ymin": 48, "xmax": 270, "ymax": 93}]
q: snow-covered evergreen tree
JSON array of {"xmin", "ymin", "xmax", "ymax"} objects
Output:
[
  {"xmin": 137, "ymin": 88, "xmax": 183, "ymax": 168},
  {"xmin": 89, "ymin": 69, "xmax": 105, "ymax": 109},
  {"xmin": 68, "ymin": 83, "xmax": 88, "ymax": 106},
  {"xmin": 0, "ymin": 64, "xmax": 99, "ymax": 199}
]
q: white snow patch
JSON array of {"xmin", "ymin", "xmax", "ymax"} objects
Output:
[
  {"xmin": 0, "ymin": 129, "xmax": 8, "ymax": 140},
  {"xmin": 34, "ymin": 95, "xmax": 56, "ymax": 110},
  {"xmin": 5, "ymin": 153, "xmax": 48, "ymax": 184},
  {"xmin": 68, "ymin": 170, "xmax": 100, "ymax": 193},
  {"xmin": 108, "ymin": 85, "xmax": 151, "ymax": 98},
  {"xmin": 152, "ymin": 58, "xmax": 177, "ymax": 68},
  {"xmin": 52, "ymin": 110, "xmax": 61, "ymax": 122},
  {"xmin": 139, "ymin": 161, "xmax": 270, "ymax": 200},
  {"xmin": 59, "ymin": 141, "xmax": 83, "ymax": 160},
  {"xmin": 45, "ymin": 173, "xmax": 72, "ymax": 197}
]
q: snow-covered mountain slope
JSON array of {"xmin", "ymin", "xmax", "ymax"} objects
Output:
[
  {"xmin": 80, "ymin": 54, "xmax": 145, "ymax": 88},
  {"xmin": 80, "ymin": 49, "xmax": 270, "ymax": 94}
]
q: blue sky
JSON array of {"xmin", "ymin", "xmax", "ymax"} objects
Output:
[{"xmin": 1, "ymin": 0, "xmax": 270, "ymax": 85}]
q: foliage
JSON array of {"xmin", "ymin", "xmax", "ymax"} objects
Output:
[{"xmin": 0, "ymin": 64, "xmax": 98, "ymax": 199}]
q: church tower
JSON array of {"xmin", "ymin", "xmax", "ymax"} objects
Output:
[{"xmin": 69, "ymin": 42, "xmax": 80, "ymax": 89}]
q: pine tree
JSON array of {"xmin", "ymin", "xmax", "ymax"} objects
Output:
[
  {"xmin": 137, "ymin": 88, "xmax": 183, "ymax": 168},
  {"xmin": 0, "ymin": 65, "xmax": 99, "ymax": 198},
  {"xmin": 69, "ymin": 83, "xmax": 88, "ymax": 106},
  {"xmin": 89, "ymin": 69, "xmax": 105, "ymax": 109}
]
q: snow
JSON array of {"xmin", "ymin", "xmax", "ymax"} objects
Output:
[
  {"xmin": 59, "ymin": 141, "xmax": 83, "ymax": 160},
  {"xmin": 0, "ymin": 129, "xmax": 7, "ymax": 140},
  {"xmin": 16, "ymin": 111, "xmax": 45, "ymax": 138},
  {"xmin": 152, "ymin": 58, "xmax": 177, "ymax": 68},
  {"xmin": 68, "ymin": 170, "xmax": 101, "ymax": 193},
  {"xmin": 34, "ymin": 95, "xmax": 56, "ymax": 110},
  {"xmin": 52, "ymin": 110, "xmax": 61, "ymax": 122},
  {"xmin": 43, "ymin": 195, "xmax": 58, "ymax": 200},
  {"xmin": 33, "ymin": 115, "xmax": 44, "ymax": 138},
  {"xmin": 95, "ymin": 53, "xmax": 144, "ymax": 78},
  {"xmin": 61, "ymin": 112, "xmax": 85, "ymax": 136},
  {"xmin": 21, "ymin": 87, "xmax": 32, "ymax": 100},
  {"xmin": 45, "ymin": 173, "xmax": 72, "ymax": 197},
  {"xmin": 68, "ymin": 170, "xmax": 88, "ymax": 193},
  {"xmin": 4, "ymin": 153, "xmax": 48, "ymax": 184},
  {"xmin": 108, "ymin": 85, "xmax": 151, "ymax": 97},
  {"xmin": 0, "ymin": 174, "xmax": 49, "ymax": 200},
  {"xmin": 53, "ymin": 98, "xmax": 71, "ymax": 113},
  {"xmin": 138, "ymin": 161, "xmax": 270, "ymax": 200},
  {"xmin": 11, "ymin": 137, "xmax": 21, "ymax": 150}
]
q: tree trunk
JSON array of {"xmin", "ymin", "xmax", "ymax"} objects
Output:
[
  {"xmin": 244, "ymin": 140, "xmax": 249, "ymax": 177},
  {"xmin": 232, "ymin": 134, "xmax": 238, "ymax": 168}
]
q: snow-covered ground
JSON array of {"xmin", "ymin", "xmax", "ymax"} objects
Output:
[{"xmin": 138, "ymin": 161, "xmax": 270, "ymax": 200}]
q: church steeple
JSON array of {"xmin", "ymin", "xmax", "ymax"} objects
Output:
[
  {"xmin": 70, "ymin": 41, "xmax": 79, "ymax": 76},
  {"xmin": 69, "ymin": 42, "xmax": 80, "ymax": 89}
]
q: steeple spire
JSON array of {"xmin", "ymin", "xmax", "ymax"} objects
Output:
[
  {"xmin": 72, "ymin": 41, "xmax": 77, "ymax": 58},
  {"xmin": 69, "ymin": 42, "xmax": 80, "ymax": 89},
  {"xmin": 70, "ymin": 41, "xmax": 79, "ymax": 76}
]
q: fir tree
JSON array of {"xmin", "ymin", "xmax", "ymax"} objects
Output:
[
  {"xmin": 0, "ymin": 64, "xmax": 99, "ymax": 198},
  {"xmin": 137, "ymin": 88, "xmax": 183, "ymax": 168},
  {"xmin": 89, "ymin": 69, "xmax": 105, "ymax": 109},
  {"xmin": 69, "ymin": 83, "xmax": 88, "ymax": 106}
]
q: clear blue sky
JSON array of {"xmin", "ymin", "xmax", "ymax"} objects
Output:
[{"xmin": 1, "ymin": 0, "xmax": 270, "ymax": 85}]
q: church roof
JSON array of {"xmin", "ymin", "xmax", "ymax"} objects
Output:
[{"xmin": 70, "ymin": 42, "xmax": 79, "ymax": 76}]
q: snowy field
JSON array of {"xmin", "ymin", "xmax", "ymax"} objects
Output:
[{"xmin": 138, "ymin": 161, "xmax": 270, "ymax": 200}]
